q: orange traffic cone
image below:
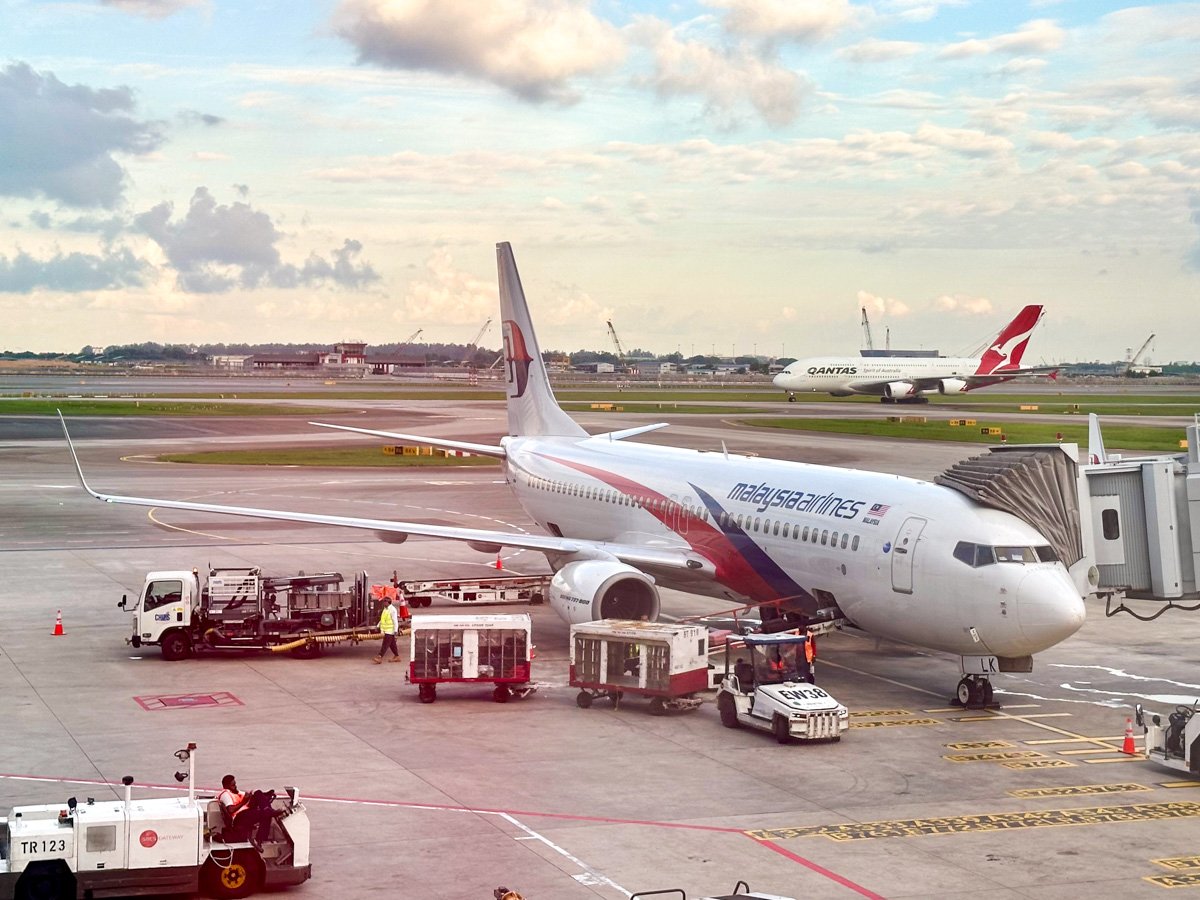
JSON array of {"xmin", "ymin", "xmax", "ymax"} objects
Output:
[
  {"xmin": 1121, "ymin": 716, "xmax": 1137, "ymax": 755},
  {"xmin": 52, "ymin": 610, "xmax": 65, "ymax": 636},
  {"xmin": 494, "ymin": 553, "xmax": 504, "ymax": 571}
]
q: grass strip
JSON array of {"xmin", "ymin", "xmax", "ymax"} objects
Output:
[
  {"xmin": 1, "ymin": 399, "xmax": 333, "ymax": 416},
  {"xmin": 745, "ymin": 417, "xmax": 1187, "ymax": 451},
  {"xmin": 156, "ymin": 448, "xmax": 500, "ymax": 467}
]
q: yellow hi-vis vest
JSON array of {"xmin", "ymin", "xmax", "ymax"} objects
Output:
[{"xmin": 378, "ymin": 605, "xmax": 397, "ymax": 635}]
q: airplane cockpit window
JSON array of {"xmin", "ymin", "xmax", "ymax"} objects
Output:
[
  {"xmin": 953, "ymin": 542, "xmax": 995, "ymax": 567},
  {"xmin": 994, "ymin": 546, "xmax": 1037, "ymax": 563},
  {"xmin": 1035, "ymin": 545, "xmax": 1058, "ymax": 562}
]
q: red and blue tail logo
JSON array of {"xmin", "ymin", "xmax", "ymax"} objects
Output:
[
  {"xmin": 502, "ymin": 319, "xmax": 533, "ymax": 398},
  {"xmin": 976, "ymin": 305, "xmax": 1042, "ymax": 375}
]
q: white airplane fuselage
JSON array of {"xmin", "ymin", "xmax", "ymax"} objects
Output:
[
  {"xmin": 504, "ymin": 435, "xmax": 1084, "ymax": 659},
  {"xmin": 774, "ymin": 355, "xmax": 985, "ymax": 398}
]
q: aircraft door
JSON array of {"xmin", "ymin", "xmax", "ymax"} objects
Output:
[
  {"xmin": 891, "ymin": 517, "xmax": 927, "ymax": 594},
  {"xmin": 670, "ymin": 494, "xmax": 689, "ymax": 536}
]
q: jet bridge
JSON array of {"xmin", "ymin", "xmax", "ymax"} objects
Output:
[{"xmin": 935, "ymin": 417, "xmax": 1200, "ymax": 618}]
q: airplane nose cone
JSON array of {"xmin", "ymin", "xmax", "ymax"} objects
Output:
[
  {"xmin": 1016, "ymin": 568, "xmax": 1086, "ymax": 651},
  {"xmin": 772, "ymin": 372, "xmax": 788, "ymax": 389}
]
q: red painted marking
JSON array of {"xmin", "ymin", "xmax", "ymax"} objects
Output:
[
  {"xmin": 752, "ymin": 837, "xmax": 886, "ymax": 899},
  {"xmin": 133, "ymin": 692, "xmax": 243, "ymax": 711},
  {"xmin": 139, "ymin": 830, "xmax": 158, "ymax": 848},
  {"xmin": 0, "ymin": 773, "xmax": 877, "ymax": 896}
]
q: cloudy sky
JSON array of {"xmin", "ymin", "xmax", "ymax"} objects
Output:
[{"xmin": 1, "ymin": 0, "xmax": 1197, "ymax": 362}]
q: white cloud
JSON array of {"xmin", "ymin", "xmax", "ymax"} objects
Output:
[
  {"xmin": 706, "ymin": 0, "xmax": 856, "ymax": 43},
  {"xmin": 996, "ymin": 57, "xmax": 1047, "ymax": 76},
  {"xmin": 101, "ymin": 0, "xmax": 206, "ymax": 19},
  {"xmin": 401, "ymin": 247, "xmax": 495, "ymax": 325},
  {"xmin": 781, "ymin": 305, "xmax": 798, "ymax": 320},
  {"xmin": 934, "ymin": 293, "xmax": 993, "ymax": 315},
  {"xmin": 631, "ymin": 17, "xmax": 811, "ymax": 127},
  {"xmin": 882, "ymin": 0, "xmax": 967, "ymax": 23},
  {"xmin": 857, "ymin": 289, "xmax": 911, "ymax": 317},
  {"xmin": 330, "ymin": 0, "xmax": 625, "ymax": 103},
  {"xmin": 839, "ymin": 38, "xmax": 923, "ymax": 62},
  {"xmin": 914, "ymin": 122, "xmax": 1012, "ymax": 157},
  {"xmin": 939, "ymin": 19, "xmax": 1064, "ymax": 59}
]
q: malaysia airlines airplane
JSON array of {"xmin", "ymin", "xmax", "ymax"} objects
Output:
[
  {"xmin": 773, "ymin": 305, "xmax": 1055, "ymax": 403},
  {"xmin": 60, "ymin": 243, "xmax": 1086, "ymax": 705}
]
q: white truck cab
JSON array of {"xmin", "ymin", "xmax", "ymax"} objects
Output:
[{"xmin": 716, "ymin": 633, "xmax": 847, "ymax": 743}]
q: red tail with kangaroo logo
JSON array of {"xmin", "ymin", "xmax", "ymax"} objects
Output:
[{"xmin": 975, "ymin": 305, "xmax": 1044, "ymax": 375}]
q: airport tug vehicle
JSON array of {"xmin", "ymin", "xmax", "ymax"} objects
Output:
[
  {"xmin": 569, "ymin": 620, "xmax": 709, "ymax": 715},
  {"xmin": 406, "ymin": 613, "xmax": 535, "ymax": 703},
  {"xmin": 0, "ymin": 743, "xmax": 310, "ymax": 900},
  {"xmin": 120, "ymin": 566, "xmax": 381, "ymax": 660},
  {"xmin": 716, "ymin": 633, "xmax": 847, "ymax": 743},
  {"xmin": 1136, "ymin": 700, "xmax": 1200, "ymax": 774}
]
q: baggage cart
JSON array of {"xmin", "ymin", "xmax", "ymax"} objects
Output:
[{"xmin": 570, "ymin": 620, "xmax": 708, "ymax": 715}]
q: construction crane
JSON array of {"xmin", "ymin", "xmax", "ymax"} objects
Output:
[
  {"xmin": 605, "ymin": 319, "xmax": 629, "ymax": 371},
  {"xmin": 463, "ymin": 318, "xmax": 492, "ymax": 365},
  {"xmin": 1125, "ymin": 333, "xmax": 1156, "ymax": 376},
  {"xmin": 861, "ymin": 308, "xmax": 875, "ymax": 352},
  {"xmin": 400, "ymin": 328, "xmax": 422, "ymax": 345}
]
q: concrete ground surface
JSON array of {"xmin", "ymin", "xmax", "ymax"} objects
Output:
[{"xmin": 2, "ymin": 390, "xmax": 1199, "ymax": 900}]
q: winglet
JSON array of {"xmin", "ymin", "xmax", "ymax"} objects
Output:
[
  {"xmin": 58, "ymin": 410, "xmax": 106, "ymax": 501},
  {"xmin": 1087, "ymin": 413, "xmax": 1108, "ymax": 465}
]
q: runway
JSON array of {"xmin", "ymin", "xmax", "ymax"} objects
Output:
[{"xmin": 3, "ymin": 386, "xmax": 1199, "ymax": 899}]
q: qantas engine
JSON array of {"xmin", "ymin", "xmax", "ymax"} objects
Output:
[
  {"xmin": 884, "ymin": 381, "xmax": 917, "ymax": 399},
  {"xmin": 938, "ymin": 378, "xmax": 968, "ymax": 395},
  {"xmin": 548, "ymin": 560, "xmax": 660, "ymax": 626}
]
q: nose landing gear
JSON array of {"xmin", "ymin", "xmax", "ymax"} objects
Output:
[{"xmin": 954, "ymin": 675, "xmax": 996, "ymax": 709}]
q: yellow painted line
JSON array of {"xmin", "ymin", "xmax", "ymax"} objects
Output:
[
  {"xmin": 147, "ymin": 508, "xmax": 236, "ymax": 541},
  {"xmin": 945, "ymin": 741, "xmax": 1014, "ymax": 750},
  {"xmin": 850, "ymin": 709, "xmax": 913, "ymax": 718},
  {"xmin": 746, "ymin": 800, "xmax": 1200, "ymax": 843},
  {"xmin": 1153, "ymin": 857, "xmax": 1200, "ymax": 871},
  {"xmin": 1056, "ymin": 748, "xmax": 1124, "ymax": 756},
  {"xmin": 1161, "ymin": 781, "xmax": 1200, "ymax": 790},
  {"xmin": 924, "ymin": 704, "xmax": 1041, "ymax": 713},
  {"xmin": 850, "ymin": 718, "xmax": 940, "ymax": 729},
  {"xmin": 1001, "ymin": 759, "xmax": 1075, "ymax": 770},
  {"xmin": 1024, "ymin": 736, "xmax": 1126, "ymax": 745},
  {"xmin": 944, "ymin": 750, "xmax": 1045, "ymax": 763},
  {"xmin": 1009, "ymin": 783, "xmax": 1151, "ymax": 799},
  {"xmin": 1084, "ymin": 756, "xmax": 1145, "ymax": 764},
  {"xmin": 1145, "ymin": 872, "xmax": 1200, "ymax": 888},
  {"xmin": 953, "ymin": 713, "xmax": 1073, "ymax": 723}
]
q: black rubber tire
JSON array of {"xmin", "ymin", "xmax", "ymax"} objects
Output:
[
  {"xmin": 968, "ymin": 680, "xmax": 986, "ymax": 707},
  {"xmin": 418, "ymin": 684, "xmax": 436, "ymax": 704},
  {"xmin": 981, "ymin": 681, "xmax": 994, "ymax": 706},
  {"xmin": 201, "ymin": 850, "xmax": 263, "ymax": 900},
  {"xmin": 15, "ymin": 860, "xmax": 75, "ymax": 900},
  {"xmin": 787, "ymin": 395, "xmax": 797, "ymax": 402},
  {"xmin": 717, "ymin": 692, "xmax": 740, "ymax": 729},
  {"xmin": 493, "ymin": 685, "xmax": 511, "ymax": 704},
  {"xmin": 576, "ymin": 691, "xmax": 593, "ymax": 709},
  {"xmin": 161, "ymin": 630, "xmax": 192, "ymax": 661},
  {"xmin": 648, "ymin": 696, "xmax": 667, "ymax": 717},
  {"xmin": 956, "ymin": 678, "xmax": 972, "ymax": 706},
  {"xmin": 289, "ymin": 642, "xmax": 321, "ymax": 659},
  {"xmin": 773, "ymin": 715, "xmax": 792, "ymax": 745}
]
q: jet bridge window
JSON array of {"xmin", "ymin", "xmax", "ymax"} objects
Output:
[{"xmin": 1101, "ymin": 508, "xmax": 1120, "ymax": 541}]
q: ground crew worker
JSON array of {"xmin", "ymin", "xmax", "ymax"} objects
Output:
[
  {"xmin": 217, "ymin": 774, "xmax": 275, "ymax": 850},
  {"xmin": 374, "ymin": 597, "xmax": 401, "ymax": 664}
]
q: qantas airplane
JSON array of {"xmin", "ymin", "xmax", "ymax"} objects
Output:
[
  {"xmin": 773, "ymin": 305, "xmax": 1055, "ymax": 403},
  {"xmin": 60, "ymin": 243, "xmax": 1086, "ymax": 705}
]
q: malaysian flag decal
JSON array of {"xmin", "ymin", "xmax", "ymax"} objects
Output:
[{"xmin": 869, "ymin": 503, "xmax": 890, "ymax": 517}]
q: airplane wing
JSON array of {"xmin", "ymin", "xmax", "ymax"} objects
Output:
[
  {"xmin": 308, "ymin": 421, "xmax": 507, "ymax": 459},
  {"xmin": 959, "ymin": 365, "xmax": 1060, "ymax": 388},
  {"xmin": 59, "ymin": 413, "xmax": 714, "ymax": 578}
]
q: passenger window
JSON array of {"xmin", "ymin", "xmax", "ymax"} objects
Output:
[
  {"xmin": 851, "ymin": 535, "xmax": 859, "ymax": 551},
  {"xmin": 782, "ymin": 523, "xmax": 789, "ymax": 538},
  {"xmin": 1102, "ymin": 508, "xmax": 1120, "ymax": 541},
  {"xmin": 802, "ymin": 527, "xmax": 810, "ymax": 541},
  {"xmin": 841, "ymin": 533, "xmax": 848, "ymax": 549},
  {"xmin": 773, "ymin": 521, "xmax": 781, "ymax": 536},
  {"xmin": 820, "ymin": 530, "xmax": 828, "ymax": 546},
  {"xmin": 754, "ymin": 517, "xmax": 761, "ymax": 532},
  {"xmin": 831, "ymin": 531, "xmax": 838, "ymax": 548},
  {"xmin": 763, "ymin": 518, "xmax": 771, "ymax": 533}
]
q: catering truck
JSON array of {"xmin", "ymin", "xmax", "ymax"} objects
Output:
[
  {"xmin": 0, "ymin": 743, "xmax": 310, "ymax": 900},
  {"xmin": 120, "ymin": 566, "xmax": 378, "ymax": 660}
]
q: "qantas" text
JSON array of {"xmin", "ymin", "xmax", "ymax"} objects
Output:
[{"xmin": 807, "ymin": 365, "xmax": 858, "ymax": 376}]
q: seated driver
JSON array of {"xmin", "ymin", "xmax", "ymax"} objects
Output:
[{"xmin": 218, "ymin": 774, "xmax": 276, "ymax": 849}]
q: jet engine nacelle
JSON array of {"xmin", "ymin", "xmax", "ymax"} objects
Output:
[
  {"xmin": 548, "ymin": 560, "xmax": 660, "ymax": 626},
  {"xmin": 938, "ymin": 377, "xmax": 968, "ymax": 394},
  {"xmin": 884, "ymin": 381, "xmax": 917, "ymax": 399}
]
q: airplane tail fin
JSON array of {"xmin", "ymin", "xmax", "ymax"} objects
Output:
[
  {"xmin": 975, "ymin": 305, "xmax": 1044, "ymax": 375},
  {"xmin": 497, "ymin": 243, "xmax": 587, "ymax": 438}
]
